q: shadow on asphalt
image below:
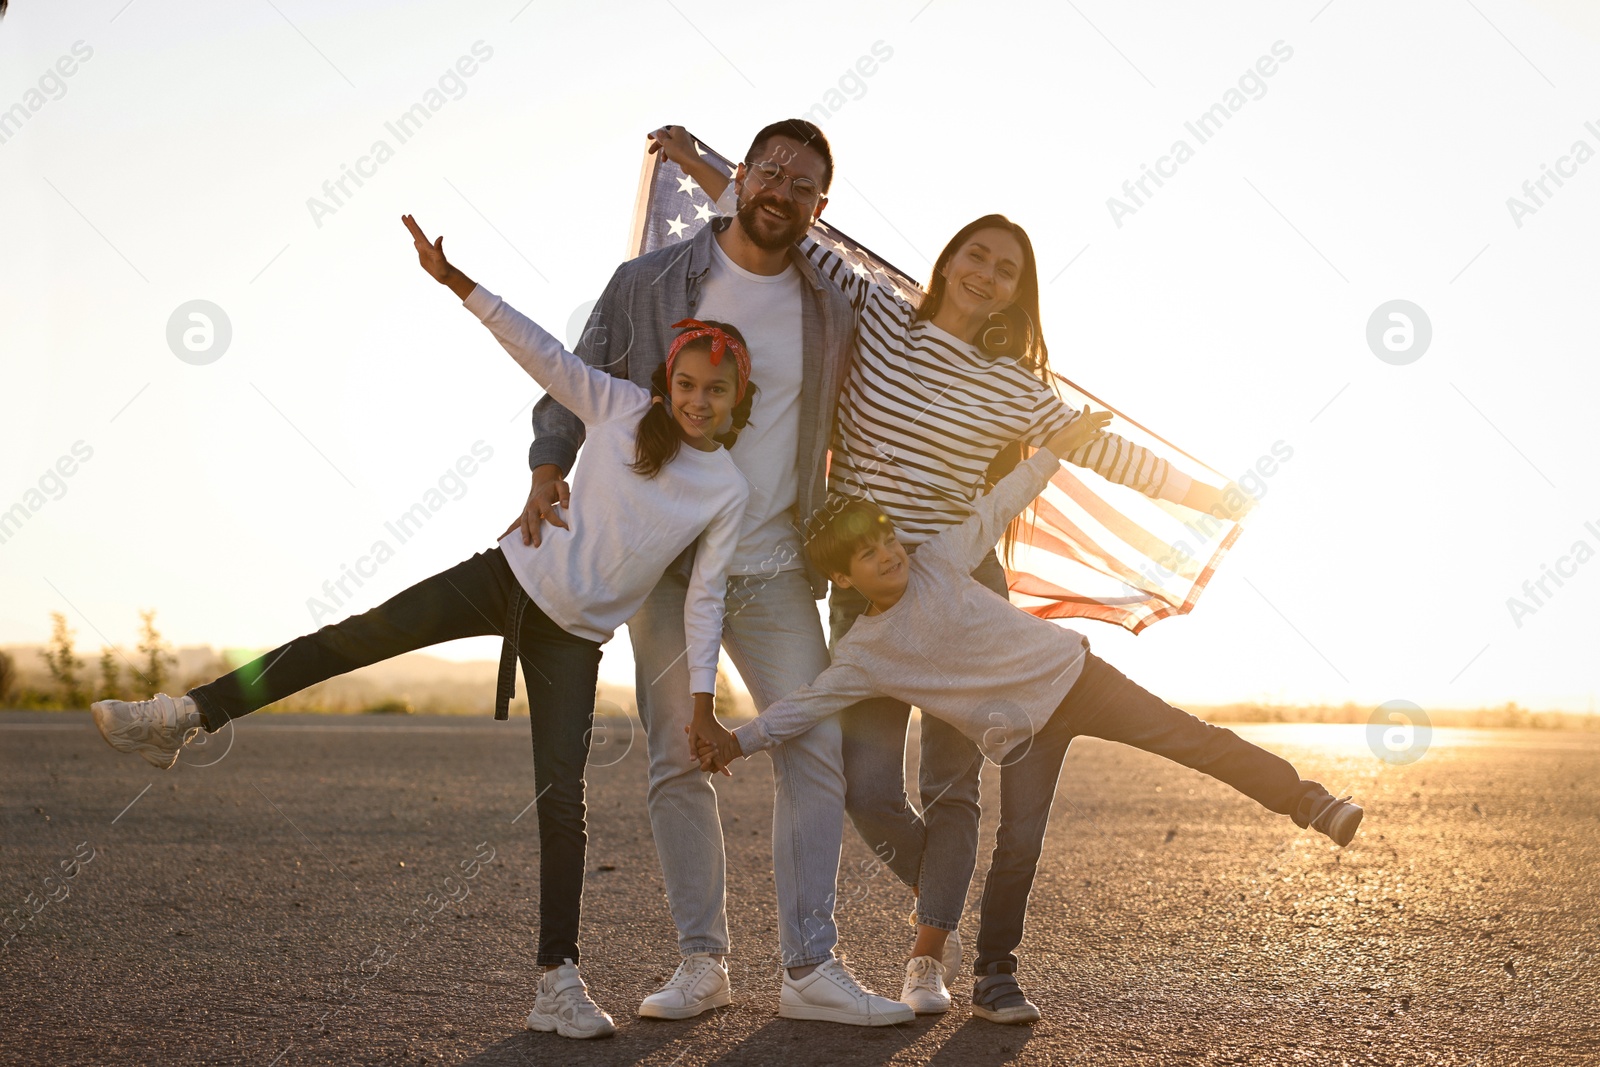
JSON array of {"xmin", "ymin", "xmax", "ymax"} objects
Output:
[
  {"xmin": 925, "ymin": 1018, "xmax": 1037, "ymax": 1065},
  {"xmin": 454, "ymin": 1013, "xmax": 1038, "ymax": 1066}
]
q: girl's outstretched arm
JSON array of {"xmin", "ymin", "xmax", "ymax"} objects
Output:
[
  {"xmin": 402, "ymin": 214, "xmax": 644, "ymax": 427},
  {"xmin": 404, "ymin": 213, "xmax": 477, "ymax": 300}
]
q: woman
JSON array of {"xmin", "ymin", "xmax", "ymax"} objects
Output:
[{"xmin": 650, "ymin": 125, "xmax": 1243, "ymax": 1014}]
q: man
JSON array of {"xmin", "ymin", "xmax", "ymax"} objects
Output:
[{"xmin": 509, "ymin": 119, "xmax": 910, "ymax": 1026}]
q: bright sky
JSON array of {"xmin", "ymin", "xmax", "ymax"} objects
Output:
[{"xmin": 3, "ymin": 1, "xmax": 1597, "ymax": 714}]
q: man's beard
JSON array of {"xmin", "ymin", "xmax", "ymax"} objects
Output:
[{"xmin": 735, "ymin": 192, "xmax": 809, "ymax": 251}]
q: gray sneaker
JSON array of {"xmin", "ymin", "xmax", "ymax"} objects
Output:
[
  {"xmin": 971, "ymin": 972, "xmax": 1040, "ymax": 1025},
  {"xmin": 1304, "ymin": 793, "xmax": 1364, "ymax": 847},
  {"xmin": 91, "ymin": 694, "xmax": 202, "ymax": 769},
  {"xmin": 526, "ymin": 960, "xmax": 616, "ymax": 1039}
]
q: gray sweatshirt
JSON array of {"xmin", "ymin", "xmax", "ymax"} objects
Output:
[{"xmin": 732, "ymin": 447, "xmax": 1090, "ymax": 764}]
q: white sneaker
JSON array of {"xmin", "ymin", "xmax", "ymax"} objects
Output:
[
  {"xmin": 899, "ymin": 955, "xmax": 950, "ymax": 1014},
  {"xmin": 908, "ymin": 906, "xmax": 963, "ymax": 989},
  {"xmin": 779, "ymin": 956, "xmax": 915, "ymax": 1026},
  {"xmin": 525, "ymin": 960, "xmax": 616, "ymax": 1039},
  {"xmin": 637, "ymin": 953, "xmax": 731, "ymax": 1020},
  {"xmin": 941, "ymin": 927, "xmax": 963, "ymax": 988},
  {"xmin": 91, "ymin": 694, "xmax": 202, "ymax": 769}
]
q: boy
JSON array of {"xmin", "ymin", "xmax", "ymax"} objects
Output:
[{"xmin": 691, "ymin": 411, "xmax": 1363, "ymax": 1024}]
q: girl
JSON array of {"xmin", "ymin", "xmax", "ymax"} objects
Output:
[
  {"xmin": 650, "ymin": 124, "xmax": 1244, "ymax": 1012},
  {"xmin": 89, "ymin": 213, "xmax": 759, "ymax": 1041}
]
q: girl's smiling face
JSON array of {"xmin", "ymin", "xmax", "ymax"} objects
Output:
[{"xmin": 668, "ymin": 344, "xmax": 741, "ymax": 450}]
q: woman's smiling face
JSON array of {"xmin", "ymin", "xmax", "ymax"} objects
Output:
[
  {"xmin": 938, "ymin": 226, "xmax": 1025, "ymax": 325},
  {"xmin": 668, "ymin": 344, "xmax": 740, "ymax": 450}
]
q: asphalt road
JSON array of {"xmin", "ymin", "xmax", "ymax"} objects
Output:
[{"xmin": 2, "ymin": 712, "xmax": 1596, "ymax": 1066}]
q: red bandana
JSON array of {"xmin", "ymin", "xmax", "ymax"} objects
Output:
[{"xmin": 666, "ymin": 319, "xmax": 752, "ymax": 403}]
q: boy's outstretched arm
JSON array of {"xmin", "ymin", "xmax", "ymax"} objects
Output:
[
  {"xmin": 919, "ymin": 405, "xmax": 1110, "ymax": 575},
  {"xmin": 1047, "ymin": 404, "xmax": 1254, "ymax": 521},
  {"xmin": 1042, "ymin": 405, "xmax": 1114, "ymax": 461},
  {"xmin": 730, "ymin": 663, "xmax": 876, "ymax": 757}
]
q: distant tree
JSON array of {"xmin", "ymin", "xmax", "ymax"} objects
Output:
[
  {"xmin": 0, "ymin": 649, "xmax": 15, "ymax": 705},
  {"xmin": 40, "ymin": 612, "xmax": 86, "ymax": 708},
  {"xmin": 178, "ymin": 650, "xmax": 228, "ymax": 695},
  {"xmin": 98, "ymin": 648, "xmax": 123, "ymax": 700},
  {"xmin": 136, "ymin": 610, "xmax": 175, "ymax": 698}
]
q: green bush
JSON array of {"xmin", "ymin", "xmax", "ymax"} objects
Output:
[
  {"xmin": 0, "ymin": 649, "xmax": 15, "ymax": 705},
  {"xmin": 40, "ymin": 612, "xmax": 86, "ymax": 709}
]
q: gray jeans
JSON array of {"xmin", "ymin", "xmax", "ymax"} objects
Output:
[
  {"xmin": 630, "ymin": 566, "xmax": 843, "ymax": 969},
  {"xmin": 829, "ymin": 549, "xmax": 1007, "ymax": 931}
]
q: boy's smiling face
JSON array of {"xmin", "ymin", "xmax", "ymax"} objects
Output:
[{"xmin": 832, "ymin": 530, "xmax": 911, "ymax": 613}]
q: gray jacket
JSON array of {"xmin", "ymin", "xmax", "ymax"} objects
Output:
[{"xmin": 528, "ymin": 217, "xmax": 857, "ymax": 598}]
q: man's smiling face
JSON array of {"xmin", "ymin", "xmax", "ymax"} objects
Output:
[{"xmin": 733, "ymin": 135, "xmax": 829, "ymax": 250}]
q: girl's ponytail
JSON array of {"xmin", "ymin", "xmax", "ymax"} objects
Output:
[
  {"xmin": 712, "ymin": 379, "xmax": 758, "ymax": 449},
  {"xmin": 630, "ymin": 364, "xmax": 683, "ymax": 478}
]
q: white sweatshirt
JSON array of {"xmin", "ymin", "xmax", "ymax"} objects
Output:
[
  {"xmin": 732, "ymin": 447, "xmax": 1088, "ymax": 763},
  {"xmin": 465, "ymin": 286, "xmax": 750, "ymax": 695}
]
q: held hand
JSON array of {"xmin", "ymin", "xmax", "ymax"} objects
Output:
[
  {"xmin": 647, "ymin": 125, "xmax": 700, "ymax": 170},
  {"xmin": 401, "ymin": 214, "xmax": 450, "ymax": 283},
  {"xmin": 713, "ymin": 728, "xmax": 743, "ymax": 772},
  {"xmin": 499, "ymin": 465, "xmax": 571, "ymax": 547},
  {"xmin": 685, "ymin": 720, "xmax": 734, "ymax": 777},
  {"xmin": 1044, "ymin": 405, "xmax": 1113, "ymax": 459}
]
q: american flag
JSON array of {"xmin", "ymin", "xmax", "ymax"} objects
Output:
[{"xmin": 629, "ymin": 138, "xmax": 1244, "ymax": 635}]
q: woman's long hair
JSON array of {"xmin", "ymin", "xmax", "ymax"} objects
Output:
[
  {"xmin": 916, "ymin": 214, "xmax": 1061, "ymax": 563},
  {"xmin": 631, "ymin": 321, "xmax": 758, "ymax": 478}
]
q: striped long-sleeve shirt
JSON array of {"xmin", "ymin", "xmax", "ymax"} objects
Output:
[{"xmin": 802, "ymin": 237, "xmax": 1191, "ymax": 546}]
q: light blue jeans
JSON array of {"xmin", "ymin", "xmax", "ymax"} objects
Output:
[{"xmin": 629, "ymin": 566, "xmax": 842, "ymax": 969}]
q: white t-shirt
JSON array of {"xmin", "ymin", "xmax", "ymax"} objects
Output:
[{"xmin": 695, "ymin": 238, "xmax": 806, "ymax": 575}]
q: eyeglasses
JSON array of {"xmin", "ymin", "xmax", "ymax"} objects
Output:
[{"xmin": 743, "ymin": 160, "xmax": 822, "ymax": 205}]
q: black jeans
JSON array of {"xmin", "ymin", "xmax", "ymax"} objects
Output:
[
  {"xmin": 972, "ymin": 652, "xmax": 1325, "ymax": 977},
  {"xmin": 188, "ymin": 547, "xmax": 604, "ymax": 966}
]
